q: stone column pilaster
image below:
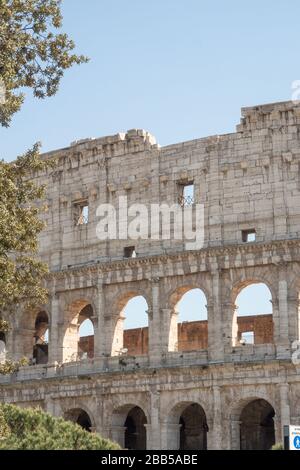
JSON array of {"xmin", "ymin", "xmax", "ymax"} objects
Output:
[
  {"xmin": 145, "ymin": 389, "xmax": 161, "ymax": 449},
  {"xmin": 148, "ymin": 277, "xmax": 161, "ymax": 365},
  {"xmin": 111, "ymin": 425, "xmax": 126, "ymax": 448},
  {"xmin": 277, "ymin": 382, "xmax": 290, "ymax": 443},
  {"xmin": 207, "ymin": 386, "xmax": 223, "ymax": 449},
  {"xmin": 93, "ymin": 277, "xmax": 106, "ymax": 358},
  {"xmin": 208, "ymin": 268, "xmax": 224, "ymax": 362},
  {"xmin": 48, "ymin": 291, "xmax": 60, "ymax": 364},
  {"xmin": 230, "ymin": 419, "xmax": 241, "ymax": 450},
  {"xmin": 161, "ymin": 423, "xmax": 181, "ymax": 450},
  {"xmin": 276, "ymin": 263, "xmax": 290, "ymax": 359}
]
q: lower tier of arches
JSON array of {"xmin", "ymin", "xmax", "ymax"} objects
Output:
[{"xmin": 0, "ymin": 362, "xmax": 299, "ymax": 450}]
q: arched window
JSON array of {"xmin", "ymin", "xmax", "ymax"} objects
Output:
[
  {"xmin": 78, "ymin": 318, "xmax": 95, "ymax": 359},
  {"xmin": 123, "ymin": 296, "xmax": 148, "ymax": 330},
  {"xmin": 166, "ymin": 402, "xmax": 208, "ymax": 450},
  {"xmin": 179, "ymin": 403, "xmax": 208, "ymax": 450},
  {"xmin": 112, "ymin": 295, "xmax": 148, "ymax": 356},
  {"xmin": 169, "ymin": 288, "xmax": 208, "ymax": 352},
  {"xmin": 33, "ymin": 311, "xmax": 49, "ymax": 365},
  {"xmin": 125, "ymin": 406, "xmax": 147, "ymax": 450},
  {"xmin": 239, "ymin": 399, "xmax": 275, "ymax": 450},
  {"xmin": 64, "ymin": 408, "xmax": 92, "ymax": 432},
  {"xmin": 233, "ymin": 283, "xmax": 273, "ymax": 346},
  {"xmin": 112, "ymin": 404, "xmax": 147, "ymax": 449},
  {"xmin": 0, "ymin": 332, "xmax": 6, "ymax": 363},
  {"xmin": 63, "ymin": 302, "xmax": 95, "ymax": 362}
]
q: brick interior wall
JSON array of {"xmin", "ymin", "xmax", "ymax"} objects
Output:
[
  {"xmin": 237, "ymin": 314, "xmax": 273, "ymax": 344},
  {"xmin": 78, "ymin": 335, "xmax": 94, "ymax": 358},
  {"xmin": 78, "ymin": 314, "xmax": 273, "ymax": 357},
  {"xmin": 177, "ymin": 321, "xmax": 208, "ymax": 351},
  {"xmin": 124, "ymin": 327, "xmax": 149, "ymax": 355}
]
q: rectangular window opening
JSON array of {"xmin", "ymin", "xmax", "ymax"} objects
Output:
[
  {"xmin": 178, "ymin": 182, "xmax": 194, "ymax": 207},
  {"xmin": 74, "ymin": 201, "xmax": 89, "ymax": 226},
  {"xmin": 241, "ymin": 331, "xmax": 254, "ymax": 345},
  {"xmin": 242, "ymin": 229, "xmax": 256, "ymax": 243},
  {"xmin": 124, "ymin": 246, "xmax": 136, "ymax": 258}
]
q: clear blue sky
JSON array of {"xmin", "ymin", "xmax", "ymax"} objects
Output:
[
  {"xmin": 0, "ymin": 1, "xmax": 288, "ymax": 335},
  {"xmin": 1, "ymin": 0, "xmax": 300, "ymax": 161}
]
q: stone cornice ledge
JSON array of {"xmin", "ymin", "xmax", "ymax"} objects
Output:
[{"xmin": 47, "ymin": 238, "xmax": 300, "ymax": 280}]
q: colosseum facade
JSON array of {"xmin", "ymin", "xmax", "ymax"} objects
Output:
[{"xmin": 1, "ymin": 100, "xmax": 300, "ymax": 450}]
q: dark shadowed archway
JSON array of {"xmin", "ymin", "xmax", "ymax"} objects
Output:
[
  {"xmin": 167, "ymin": 401, "xmax": 208, "ymax": 450},
  {"xmin": 64, "ymin": 408, "xmax": 92, "ymax": 432},
  {"xmin": 33, "ymin": 311, "xmax": 49, "ymax": 364},
  {"xmin": 125, "ymin": 406, "xmax": 147, "ymax": 450},
  {"xmin": 112, "ymin": 403, "xmax": 148, "ymax": 449},
  {"xmin": 179, "ymin": 403, "xmax": 208, "ymax": 450},
  {"xmin": 240, "ymin": 399, "xmax": 275, "ymax": 450}
]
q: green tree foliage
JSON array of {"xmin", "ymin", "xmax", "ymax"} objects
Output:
[
  {"xmin": 0, "ymin": 143, "xmax": 53, "ymax": 315},
  {"xmin": 0, "ymin": 1, "xmax": 88, "ymax": 317},
  {"xmin": 0, "ymin": 0, "xmax": 88, "ymax": 127},
  {"xmin": 0, "ymin": 1, "xmax": 87, "ymax": 371},
  {"xmin": 0, "ymin": 404, "xmax": 120, "ymax": 450},
  {"xmin": 0, "ymin": 319, "xmax": 9, "ymax": 333},
  {"xmin": 0, "ymin": 408, "xmax": 10, "ymax": 440},
  {"xmin": 0, "ymin": 357, "xmax": 28, "ymax": 374}
]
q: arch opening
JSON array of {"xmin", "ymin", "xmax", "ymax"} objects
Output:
[
  {"xmin": 78, "ymin": 316, "xmax": 95, "ymax": 360},
  {"xmin": 169, "ymin": 288, "xmax": 208, "ymax": 352},
  {"xmin": 64, "ymin": 408, "xmax": 92, "ymax": 432},
  {"xmin": 0, "ymin": 332, "xmax": 6, "ymax": 363},
  {"xmin": 112, "ymin": 295, "xmax": 148, "ymax": 356},
  {"xmin": 124, "ymin": 406, "xmax": 147, "ymax": 450},
  {"xmin": 239, "ymin": 399, "xmax": 275, "ymax": 450},
  {"xmin": 63, "ymin": 302, "xmax": 95, "ymax": 362},
  {"xmin": 179, "ymin": 403, "xmax": 208, "ymax": 450},
  {"xmin": 232, "ymin": 283, "xmax": 273, "ymax": 347},
  {"xmin": 33, "ymin": 311, "xmax": 49, "ymax": 365}
]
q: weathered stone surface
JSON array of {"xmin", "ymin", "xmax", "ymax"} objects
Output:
[{"xmin": 1, "ymin": 101, "xmax": 300, "ymax": 449}]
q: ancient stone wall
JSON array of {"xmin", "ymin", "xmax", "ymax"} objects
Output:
[
  {"xmin": 1, "ymin": 101, "xmax": 300, "ymax": 450},
  {"xmin": 79, "ymin": 314, "xmax": 273, "ymax": 356},
  {"xmin": 32, "ymin": 101, "xmax": 300, "ymax": 271}
]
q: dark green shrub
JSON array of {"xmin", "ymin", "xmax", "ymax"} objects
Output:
[{"xmin": 0, "ymin": 404, "xmax": 120, "ymax": 450}]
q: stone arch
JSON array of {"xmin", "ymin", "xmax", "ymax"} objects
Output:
[
  {"xmin": 14, "ymin": 307, "xmax": 50, "ymax": 362},
  {"xmin": 229, "ymin": 393, "xmax": 276, "ymax": 420},
  {"xmin": 288, "ymin": 273, "xmax": 300, "ymax": 342},
  {"xmin": 0, "ymin": 312, "xmax": 12, "ymax": 361},
  {"xmin": 231, "ymin": 276, "xmax": 276, "ymax": 305},
  {"xmin": 111, "ymin": 290, "xmax": 150, "ymax": 357},
  {"xmin": 33, "ymin": 311, "xmax": 49, "ymax": 365},
  {"xmin": 229, "ymin": 395, "xmax": 276, "ymax": 450},
  {"xmin": 240, "ymin": 399, "xmax": 275, "ymax": 450},
  {"xmin": 62, "ymin": 298, "xmax": 96, "ymax": 363},
  {"xmin": 169, "ymin": 283, "xmax": 210, "ymax": 311},
  {"xmin": 64, "ymin": 406, "xmax": 95, "ymax": 432},
  {"xmin": 111, "ymin": 403, "xmax": 149, "ymax": 449},
  {"xmin": 168, "ymin": 284, "xmax": 208, "ymax": 352},
  {"xmin": 165, "ymin": 401, "xmax": 209, "ymax": 450},
  {"xmin": 230, "ymin": 278, "xmax": 274, "ymax": 347},
  {"xmin": 0, "ymin": 331, "xmax": 6, "ymax": 363},
  {"xmin": 112, "ymin": 288, "xmax": 151, "ymax": 315}
]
